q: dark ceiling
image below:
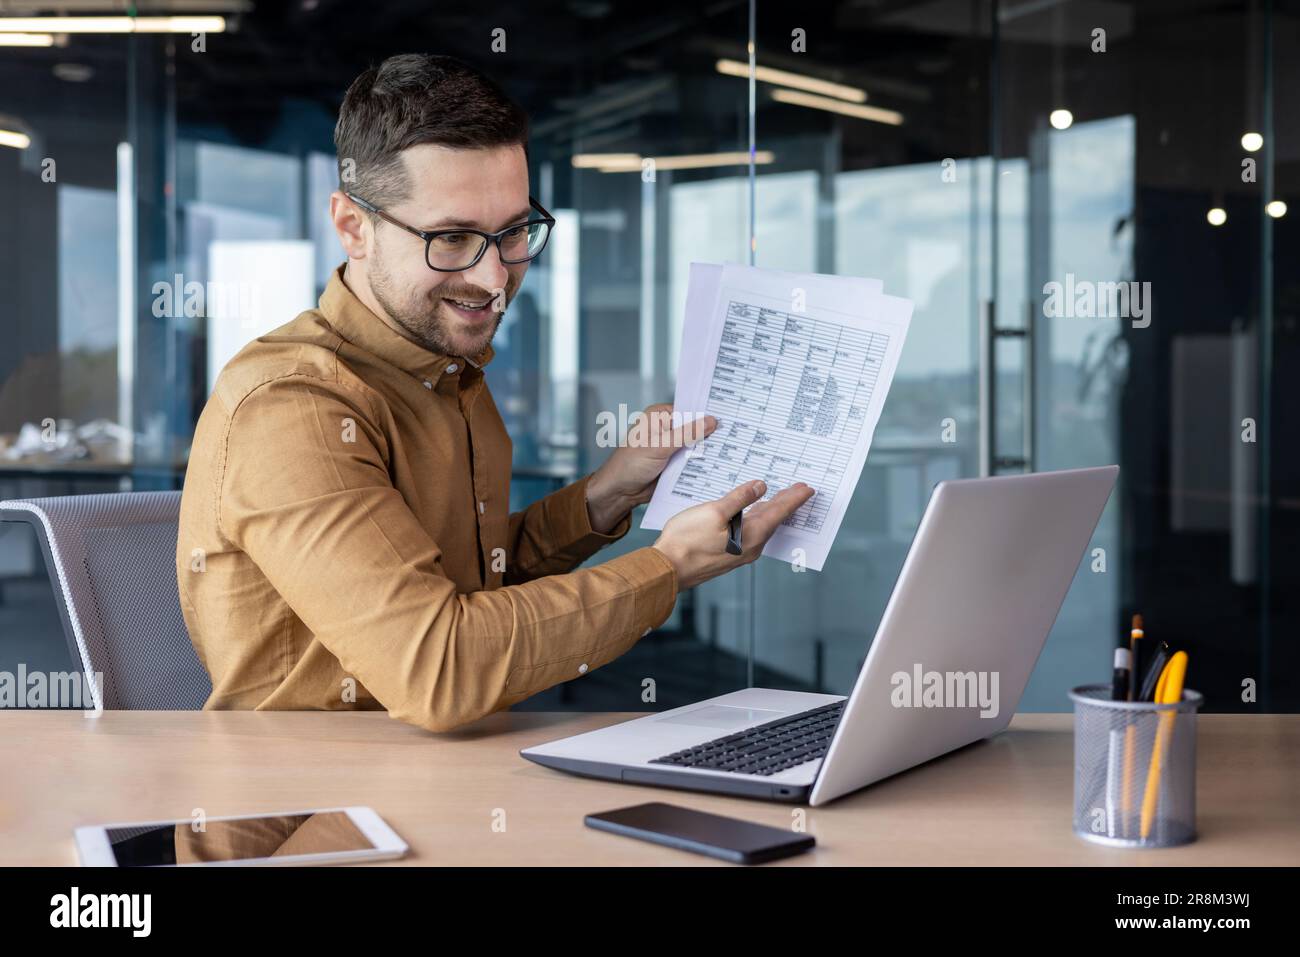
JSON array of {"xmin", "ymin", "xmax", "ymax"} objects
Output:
[{"xmin": 2, "ymin": 0, "xmax": 1297, "ymax": 197}]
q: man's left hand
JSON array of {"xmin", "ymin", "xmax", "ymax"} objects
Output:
[{"xmin": 584, "ymin": 403, "xmax": 718, "ymax": 534}]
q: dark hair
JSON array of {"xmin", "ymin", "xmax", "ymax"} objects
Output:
[{"xmin": 334, "ymin": 53, "xmax": 529, "ymax": 208}]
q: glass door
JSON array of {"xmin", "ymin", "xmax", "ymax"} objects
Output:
[{"xmin": 990, "ymin": 0, "xmax": 1284, "ymax": 710}]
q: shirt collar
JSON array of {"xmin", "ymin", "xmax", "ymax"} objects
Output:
[{"xmin": 319, "ymin": 263, "xmax": 495, "ymax": 381}]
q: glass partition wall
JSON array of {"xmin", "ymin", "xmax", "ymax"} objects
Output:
[{"xmin": 1, "ymin": 1, "xmax": 1293, "ymax": 710}]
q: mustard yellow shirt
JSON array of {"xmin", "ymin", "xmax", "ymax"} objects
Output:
[{"xmin": 177, "ymin": 264, "xmax": 677, "ymax": 731}]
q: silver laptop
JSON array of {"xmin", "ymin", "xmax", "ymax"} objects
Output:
[{"xmin": 522, "ymin": 465, "xmax": 1118, "ymax": 806}]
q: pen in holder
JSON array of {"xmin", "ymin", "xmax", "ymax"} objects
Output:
[{"xmin": 1069, "ymin": 684, "xmax": 1202, "ymax": 848}]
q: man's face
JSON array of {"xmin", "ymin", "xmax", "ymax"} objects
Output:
[{"xmin": 363, "ymin": 143, "xmax": 531, "ymax": 358}]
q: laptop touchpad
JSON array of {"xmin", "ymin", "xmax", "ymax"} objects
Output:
[{"xmin": 654, "ymin": 705, "xmax": 786, "ymax": 730}]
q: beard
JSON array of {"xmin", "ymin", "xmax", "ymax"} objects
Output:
[{"xmin": 368, "ymin": 245, "xmax": 517, "ymax": 358}]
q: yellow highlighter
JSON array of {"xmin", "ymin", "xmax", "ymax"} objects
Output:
[{"xmin": 1139, "ymin": 651, "xmax": 1189, "ymax": 841}]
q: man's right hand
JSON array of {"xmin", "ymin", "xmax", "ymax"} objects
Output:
[{"xmin": 651, "ymin": 480, "xmax": 816, "ymax": 590}]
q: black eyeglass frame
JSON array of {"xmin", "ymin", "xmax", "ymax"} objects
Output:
[{"xmin": 346, "ymin": 192, "xmax": 556, "ymax": 272}]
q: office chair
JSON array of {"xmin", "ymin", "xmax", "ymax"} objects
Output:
[{"xmin": 0, "ymin": 491, "xmax": 211, "ymax": 710}]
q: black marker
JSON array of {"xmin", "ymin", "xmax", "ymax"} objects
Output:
[
  {"xmin": 1111, "ymin": 646, "xmax": 1132, "ymax": 702},
  {"xmin": 1138, "ymin": 641, "xmax": 1170, "ymax": 702}
]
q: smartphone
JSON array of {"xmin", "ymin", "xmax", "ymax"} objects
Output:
[
  {"xmin": 585, "ymin": 802, "xmax": 814, "ymax": 864},
  {"xmin": 74, "ymin": 806, "xmax": 407, "ymax": 867}
]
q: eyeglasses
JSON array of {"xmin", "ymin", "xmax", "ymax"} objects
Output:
[{"xmin": 346, "ymin": 192, "xmax": 556, "ymax": 272}]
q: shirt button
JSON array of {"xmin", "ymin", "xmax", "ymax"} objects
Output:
[
  {"xmin": 422, "ymin": 380, "xmax": 433, "ymax": 390},
  {"xmin": 578, "ymin": 663, "xmax": 589, "ymax": 675},
  {"xmin": 478, "ymin": 501, "xmax": 485, "ymax": 514},
  {"xmin": 446, "ymin": 363, "xmax": 458, "ymax": 374}
]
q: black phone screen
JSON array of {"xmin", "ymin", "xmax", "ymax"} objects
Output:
[{"xmin": 585, "ymin": 802, "xmax": 814, "ymax": 864}]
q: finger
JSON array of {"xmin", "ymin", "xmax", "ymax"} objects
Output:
[
  {"xmin": 667, "ymin": 413, "xmax": 718, "ymax": 450},
  {"xmin": 626, "ymin": 406, "xmax": 681, "ymax": 449},
  {"xmin": 642, "ymin": 404, "xmax": 674, "ymax": 434},
  {"xmin": 743, "ymin": 483, "xmax": 815, "ymax": 542},
  {"xmin": 716, "ymin": 479, "xmax": 767, "ymax": 518}
]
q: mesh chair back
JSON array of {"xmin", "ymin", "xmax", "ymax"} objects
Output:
[{"xmin": 0, "ymin": 491, "xmax": 211, "ymax": 710}]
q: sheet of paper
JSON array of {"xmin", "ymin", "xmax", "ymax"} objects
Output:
[
  {"xmin": 642, "ymin": 262, "xmax": 912, "ymax": 571},
  {"xmin": 674, "ymin": 262, "xmax": 882, "ymax": 408}
]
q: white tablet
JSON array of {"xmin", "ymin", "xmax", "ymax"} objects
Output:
[{"xmin": 74, "ymin": 806, "xmax": 408, "ymax": 867}]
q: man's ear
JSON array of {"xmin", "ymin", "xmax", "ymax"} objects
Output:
[{"xmin": 330, "ymin": 190, "xmax": 369, "ymax": 260}]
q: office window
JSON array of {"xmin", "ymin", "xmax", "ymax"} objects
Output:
[{"xmin": 0, "ymin": 0, "xmax": 1294, "ymax": 712}]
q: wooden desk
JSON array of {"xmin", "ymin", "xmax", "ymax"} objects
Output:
[{"xmin": 1, "ymin": 711, "xmax": 1296, "ymax": 866}]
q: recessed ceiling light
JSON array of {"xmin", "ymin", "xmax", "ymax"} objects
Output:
[
  {"xmin": 568, "ymin": 1, "xmax": 613, "ymax": 17},
  {"xmin": 53, "ymin": 63, "xmax": 94, "ymax": 83},
  {"xmin": 1265, "ymin": 200, "xmax": 1287, "ymax": 219},
  {"xmin": 573, "ymin": 151, "xmax": 776, "ymax": 173},
  {"xmin": 716, "ymin": 59, "xmax": 867, "ymax": 103},
  {"xmin": 770, "ymin": 89, "xmax": 902, "ymax": 126},
  {"xmin": 0, "ymin": 128, "xmax": 32, "ymax": 150},
  {"xmin": 1241, "ymin": 132, "xmax": 1263, "ymax": 152},
  {"xmin": 1049, "ymin": 109, "xmax": 1073, "ymax": 130},
  {"xmin": 0, "ymin": 16, "xmax": 225, "ymax": 33},
  {"xmin": 1207, "ymin": 207, "xmax": 1227, "ymax": 226},
  {"xmin": 0, "ymin": 32, "xmax": 53, "ymax": 46}
]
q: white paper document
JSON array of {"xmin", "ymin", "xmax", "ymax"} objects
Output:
[{"xmin": 641, "ymin": 262, "xmax": 912, "ymax": 571}]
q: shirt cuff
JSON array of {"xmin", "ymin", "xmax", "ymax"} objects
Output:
[
  {"xmin": 543, "ymin": 472, "xmax": 633, "ymax": 553},
  {"xmin": 499, "ymin": 546, "xmax": 679, "ymax": 701},
  {"xmin": 606, "ymin": 545, "xmax": 679, "ymax": 633}
]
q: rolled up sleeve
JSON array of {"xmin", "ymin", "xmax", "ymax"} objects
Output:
[{"xmin": 217, "ymin": 374, "xmax": 678, "ymax": 732}]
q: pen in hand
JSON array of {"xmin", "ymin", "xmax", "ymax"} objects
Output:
[
  {"xmin": 726, "ymin": 480, "xmax": 814, "ymax": 555},
  {"xmin": 726, "ymin": 510, "xmax": 743, "ymax": 555}
]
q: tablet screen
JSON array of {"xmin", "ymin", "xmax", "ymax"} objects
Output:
[{"xmin": 106, "ymin": 811, "xmax": 377, "ymax": 865}]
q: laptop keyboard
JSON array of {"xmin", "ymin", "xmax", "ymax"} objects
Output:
[{"xmin": 648, "ymin": 701, "xmax": 845, "ymax": 777}]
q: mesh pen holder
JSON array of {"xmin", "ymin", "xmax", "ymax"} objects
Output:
[{"xmin": 1070, "ymin": 684, "xmax": 1202, "ymax": 849}]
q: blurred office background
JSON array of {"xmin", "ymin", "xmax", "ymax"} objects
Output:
[{"xmin": 0, "ymin": 0, "xmax": 1295, "ymax": 711}]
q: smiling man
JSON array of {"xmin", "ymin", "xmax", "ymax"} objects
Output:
[{"xmin": 176, "ymin": 54, "xmax": 813, "ymax": 732}]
